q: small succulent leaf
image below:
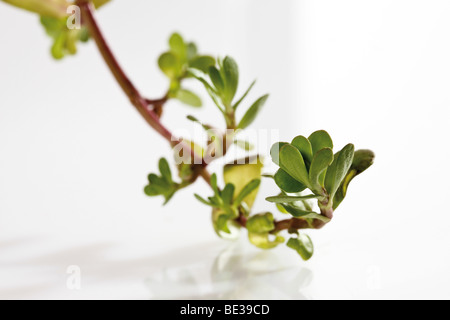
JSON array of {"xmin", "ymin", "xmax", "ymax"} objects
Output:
[
  {"xmin": 287, "ymin": 235, "xmax": 314, "ymax": 261},
  {"xmin": 158, "ymin": 158, "xmax": 173, "ymax": 183},
  {"xmin": 274, "ymin": 169, "xmax": 307, "ymax": 193},
  {"xmin": 279, "ymin": 144, "xmax": 311, "ymax": 188},
  {"xmin": 209, "ymin": 66, "xmax": 225, "ymax": 93},
  {"xmin": 189, "ymin": 55, "xmax": 215, "ymax": 73},
  {"xmin": 333, "ymin": 149, "xmax": 375, "ymax": 210},
  {"xmin": 270, "ymin": 142, "xmax": 289, "ymax": 166},
  {"xmin": 291, "ymin": 136, "xmax": 313, "ymax": 166},
  {"xmin": 221, "ymin": 183, "xmax": 236, "ymax": 207},
  {"xmin": 324, "ymin": 144, "xmax": 355, "ymax": 199},
  {"xmin": 309, "ymin": 148, "xmax": 334, "ymax": 195},
  {"xmin": 248, "ymin": 232, "xmax": 285, "ymax": 250},
  {"xmin": 194, "ymin": 194, "xmax": 215, "ymax": 207},
  {"xmin": 173, "ymin": 89, "xmax": 202, "ymax": 107},
  {"xmin": 308, "ymin": 130, "xmax": 334, "ymax": 155},
  {"xmin": 233, "ymin": 179, "xmax": 261, "ymax": 207},
  {"xmin": 246, "ymin": 212, "xmax": 275, "ymax": 234},
  {"xmin": 233, "ymin": 80, "xmax": 256, "ymax": 111},
  {"xmin": 222, "ymin": 56, "xmax": 239, "ymax": 105},
  {"xmin": 237, "ymin": 94, "xmax": 269, "ymax": 129}
]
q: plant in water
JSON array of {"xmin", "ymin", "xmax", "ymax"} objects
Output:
[{"xmin": 2, "ymin": 0, "xmax": 374, "ymax": 261}]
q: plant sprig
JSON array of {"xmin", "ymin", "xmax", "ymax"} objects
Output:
[{"xmin": 3, "ymin": 0, "xmax": 375, "ymax": 262}]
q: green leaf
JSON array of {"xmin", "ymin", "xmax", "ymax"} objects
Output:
[
  {"xmin": 333, "ymin": 149, "xmax": 375, "ymax": 210},
  {"xmin": 209, "ymin": 66, "xmax": 225, "ymax": 93},
  {"xmin": 246, "ymin": 212, "xmax": 275, "ymax": 233},
  {"xmin": 274, "ymin": 169, "xmax": 306, "ymax": 193},
  {"xmin": 287, "ymin": 235, "xmax": 314, "ymax": 261},
  {"xmin": 270, "ymin": 142, "xmax": 288, "ymax": 167},
  {"xmin": 324, "ymin": 144, "xmax": 355, "ymax": 199},
  {"xmin": 189, "ymin": 56, "xmax": 215, "ymax": 73},
  {"xmin": 169, "ymin": 33, "xmax": 186, "ymax": 61},
  {"xmin": 158, "ymin": 52, "xmax": 181, "ymax": 79},
  {"xmin": 309, "ymin": 148, "xmax": 334, "ymax": 195},
  {"xmin": 212, "ymin": 208, "xmax": 241, "ymax": 239},
  {"xmin": 216, "ymin": 214, "xmax": 232, "ymax": 234},
  {"xmin": 158, "ymin": 158, "xmax": 173, "ymax": 183},
  {"xmin": 248, "ymin": 232, "xmax": 285, "ymax": 250},
  {"xmin": 222, "ymin": 56, "xmax": 239, "ymax": 105},
  {"xmin": 51, "ymin": 33, "xmax": 65, "ymax": 60},
  {"xmin": 186, "ymin": 42, "xmax": 198, "ymax": 61},
  {"xmin": 291, "ymin": 136, "xmax": 313, "ymax": 167},
  {"xmin": 173, "ymin": 89, "xmax": 202, "ymax": 107},
  {"xmin": 282, "ymin": 204, "xmax": 331, "ymax": 223},
  {"xmin": 279, "ymin": 144, "xmax": 311, "ymax": 188},
  {"xmin": 233, "ymin": 80, "xmax": 256, "ymax": 111},
  {"xmin": 188, "ymin": 68, "xmax": 225, "ymax": 111},
  {"xmin": 224, "ymin": 157, "xmax": 263, "ymax": 209},
  {"xmin": 266, "ymin": 195, "xmax": 321, "ymax": 203},
  {"xmin": 211, "ymin": 173, "xmax": 221, "ymax": 199},
  {"xmin": 308, "ymin": 130, "xmax": 334, "ymax": 155},
  {"xmin": 233, "ymin": 179, "xmax": 261, "ymax": 207},
  {"xmin": 237, "ymin": 94, "xmax": 269, "ymax": 129},
  {"xmin": 194, "ymin": 194, "xmax": 215, "ymax": 207},
  {"xmin": 221, "ymin": 183, "xmax": 235, "ymax": 206}
]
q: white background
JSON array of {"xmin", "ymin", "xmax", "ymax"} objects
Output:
[{"xmin": 1, "ymin": 0, "xmax": 449, "ymax": 300}]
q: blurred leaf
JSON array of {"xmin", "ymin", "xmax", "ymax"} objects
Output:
[
  {"xmin": 222, "ymin": 56, "xmax": 239, "ymax": 105},
  {"xmin": 309, "ymin": 130, "xmax": 334, "ymax": 155},
  {"xmin": 209, "ymin": 66, "xmax": 225, "ymax": 93},
  {"xmin": 279, "ymin": 144, "xmax": 311, "ymax": 188},
  {"xmin": 189, "ymin": 55, "xmax": 215, "ymax": 73},
  {"xmin": 333, "ymin": 149, "xmax": 375, "ymax": 209},
  {"xmin": 194, "ymin": 194, "xmax": 215, "ymax": 207},
  {"xmin": 211, "ymin": 173, "xmax": 221, "ymax": 199},
  {"xmin": 169, "ymin": 33, "xmax": 186, "ymax": 61},
  {"xmin": 51, "ymin": 32, "xmax": 65, "ymax": 59},
  {"xmin": 233, "ymin": 179, "xmax": 261, "ymax": 207},
  {"xmin": 173, "ymin": 89, "xmax": 202, "ymax": 107},
  {"xmin": 224, "ymin": 157, "xmax": 263, "ymax": 209},
  {"xmin": 324, "ymin": 144, "xmax": 355, "ymax": 199},
  {"xmin": 212, "ymin": 208, "xmax": 240, "ymax": 239},
  {"xmin": 221, "ymin": 183, "xmax": 236, "ymax": 207},
  {"xmin": 309, "ymin": 148, "xmax": 334, "ymax": 195},
  {"xmin": 237, "ymin": 94, "xmax": 269, "ymax": 129},
  {"xmin": 158, "ymin": 158, "xmax": 173, "ymax": 183},
  {"xmin": 158, "ymin": 52, "xmax": 181, "ymax": 79},
  {"xmin": 291, "ymin": 136, "xmax": 313, "ymax": 167},
  {"xmin": 40, "ymin": 16, "xmax": 89, "ymax": 60},
  {"xmin": 144, "ymin": 158, "xmax": 180, "ymax": 205},
  {"xmin": 92, "ymin": 0, "xmax": 111, "ymax": 9},
  {"xmin": 266, "ymin": 194, "xmax": 321, "ymax": 203},
  {"xmin": 282, "ymin": 204, "xmax": 331, "ymax": 223},
  {"xmin": 246, "ymin": 212, "xmax": 275, "ymax": 233},
  {"xmin": 186, "ymin": 42, "xmax": 198, "ymax": 61},
  {"xmin": 274, "ymin": 169, "xmax": 306, "ymax": 193},
  {"xmin": 188, "ymin": 68, "xmax": 225, "ymax": 111},
  {"xmin": 287, "ymin": 235, "xmax": 314, "ymax": 261},
  {"xmin": 233, "ymin": 80, "xmax": 256, "ymax": 111},
  {"xmin": 248, "ymin": 232, "xmax": 284, "ymax": 250}
]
